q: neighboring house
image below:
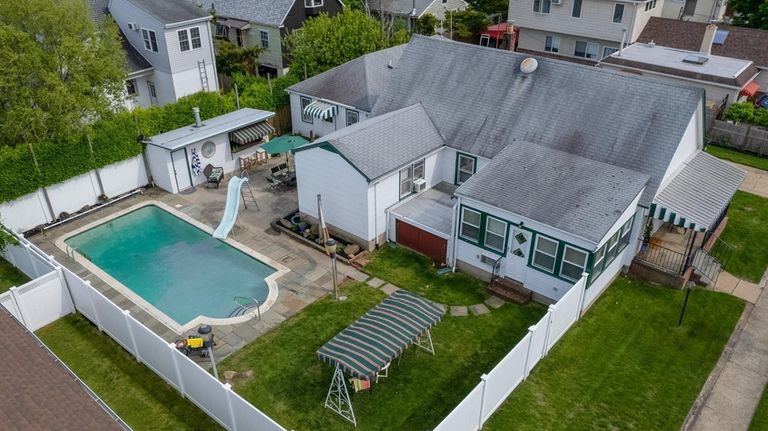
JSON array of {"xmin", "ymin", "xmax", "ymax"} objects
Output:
[
  {"xmin": 293, "ymin": 36, "xmax": 744, "ymax": 303},
  {"xmin": 90, "ymin": 0, "xmax": 219, "ymax": 109},
  {"xmin": 367, "ymin": 0, "xmax": 468, "ymax": 27},
  {"xmin": 286, "ymin": 44, "xmax": 405, "ymax": 139},
  {"xmin": 507, "ymin": 0, "xmax": 724, "ymax": 63},
  {"xmin": 209, "ymin": 0, "xmax": 344, "ymax": 77}
]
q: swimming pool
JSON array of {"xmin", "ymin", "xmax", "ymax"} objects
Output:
[{"xmin": 61, "ymin": 202, "xmax": 287, "ymax": 332}]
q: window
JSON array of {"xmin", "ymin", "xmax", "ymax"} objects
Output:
[
  {"xmin": 592, "ymin": 244, "xmax": 606, "ymax": 278},
  {"xmin": 619, "ymin": 218, "xmax": 633, "ymax": 249},
  {"xmin": 399, "ymin": 166, "xmax": 414, "ymax": 199},
  {"xmin": 602, "ymin": 46, "xmax": 619, "ymax": 57},
  {"xmin": 613, "ymin": 4, "xmax": 624, "ymax": 23},
  {"xmin": 460, "ymin": 208, "xmax": 481, "ymax": 242},
  {"xmin": 215, "ymin": 24, "xmax": 229, "ymax": 39},
  {"xmin": 346, "ymin": 110, "xmax": 359, "ymax": 126},
  {"xmin": 259, "ymin": 30, "xmax": 269, "ymax": 48},
  {"xmin": 235, "ymin": 29, "xmax": 244, "ymax": 47},
  {"xmin": 606, "ymin": 232, "xmax": 620, "ymax": 261},
  {"xmin": 560, "ymin": 246, "xmax": 588, "ymax": 281},
  {"xmin": 178, "ymin": 28, "xmax": 201, "ymax": 51},
  {"xmin": 485, "ymin": 217, "xmax": 507, "ymax": 253},
  {"xmin": 125, "ymin": 79, "xmax": 137, "ymax": 95},
  {"xmin": 178, "ymin": 29, "xmax": 190, "ymax": 51},
  {"xmin": 304, "ymin": 0, "xmax": 323, "ymax": 6},
  {"xmin": 190, "ymin": 27, "xmax": 202, "ymax": 49},
  {"xmin": 574, "ymin": 41, "xmax": 598, "ymax": 58},
  {"xmin": 456, "ymin": 153, "xmax": 475, "ymax": 184},
  {"xmin": 142, "ymin": 29, "xmax": 158, "ymax": 52},
  {"xmin": 545, "ymin": 35, "xmax": 560, "ymax": 53},
  {"xmin": 572, "ymin": 0, "xmax": 582, "ymax": 17},
  {"xmin": 533, "ymin": 236, "xmax": 558, "ymax": 272},
  {"xmin": 645, "ymin": 0, "xmax": 657, "ymax": 11},
  {"xmin": 300, "ymin": 97, "xmax": 313, "ymax": 124},
  {"xmin": 533, "ymin": 0, "xmax": 551, "ymax": 14},
  {"xmin": 413, "ymin": 159, "xmax": 425, "ymax": 180}
]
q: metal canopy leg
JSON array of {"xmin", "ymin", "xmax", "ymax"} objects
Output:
[
  {"xmin": 415, "ymin": 329, "xmax": 435, "ymax": 355},
  {"xmin": 324, "ymin": 364, "xmax": 356, "ymax": 427}
]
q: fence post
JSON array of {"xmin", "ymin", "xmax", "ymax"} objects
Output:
[
  {"xmin": 8, "ymin": 286, "xmax": 29, "ymax": 328},
  {"xmin": 168, "ymin": 343, "xmax": 186, "ymax": 397},
  {"xmin": 123, "ymin": 310, "xmax": 141, "ymax": 364},
  {"xmin": 54, "ymin": 265, "xmax": 76, "ymax": 314},
  {"xmin": 25, "ymin": 243, "xmax": 40, "ymax": 277},
  {"xmin": 85, "ymin": 281, "xmax": 103, "ymax": 331},
  {"xmin": 523, "ymin": 325, "xmax": 536, "ymax": 379},
  {"xmin": 543, "ymin": 306, "xmax": 555, "ymax": 356},
  {"xmin": 224, "ymin": 383, "xmax": 239, "ymax": 431},
  {"xmin": 478, "ymin": 374, "xmax": 489, "ymax": 429},
  {"xmin": 577, "ymin": 273, "xmax": 589, "ymax": 318}
]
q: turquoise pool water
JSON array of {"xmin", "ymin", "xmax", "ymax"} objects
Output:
[{"xmin": 65, "ymin": 205, "xmax": 276, "ymax": 326}]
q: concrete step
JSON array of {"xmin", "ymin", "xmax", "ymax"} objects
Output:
[{"xmin": 486, "ymin": 278, "xmax": 532, "ymax": 305}]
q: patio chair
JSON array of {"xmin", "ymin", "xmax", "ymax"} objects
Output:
[
  {"xmin": 203, "ymin": 164, "xmax": 224, "ymax": 189},
  {"xmin": 264, "ymin": 175, "xmax": 284, "ymax": 192},
  {"xmin": 349, "ymin": 377, "xmax": 371, "ymax": 393},
  {"xmin": 277, "ymin": 162, "xmax": 288, "ymax": 173}
]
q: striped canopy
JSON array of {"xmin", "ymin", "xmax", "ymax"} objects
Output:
[
  {"xmin": 303, "ymin": 100, "xmax": 337, "ymax": 120},
  {"xmin": 230, "ymin": 121, "xmax": 275, "ymax": 145},
  {"xmin": 317, "ymin": 290, "xmax": 444, "ymax": 380}
]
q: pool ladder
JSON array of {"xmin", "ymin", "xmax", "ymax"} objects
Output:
[
  {"xmin": 65, "ymin": 245, "xmax": 92, "ymax": 262},
  {"xmin": 229, "ymin": 296, "xmax": 261, "ymax": 320}
]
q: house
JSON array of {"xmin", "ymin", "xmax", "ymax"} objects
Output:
[
  {"xmin": 635, "ymin": 17, "xmax": 768, "ymax": 96},
  {"xmin": 507, "ymin": 0, "xmax": 725, "ymax": 63},
  {"xmin": 366, "ymin": 0, "xmax": 468, "ymax": 28},
  {"xmin": 293, "ymin": 36, "xmax": 744, "ymax": 303},
  {"xmin": 90, "ymin": 0, "xmax": 219, "ymax": 109},
  {"xmin": 209, "ymin": 0, "xmax": 344, "ymax": 77},
  {"xmin": 144, "ymin": 108, "xmax": 275, "ymax": 193},
  {"xmin": 286, "ymin": 44, "xmax": 406, "ymax": 139}
]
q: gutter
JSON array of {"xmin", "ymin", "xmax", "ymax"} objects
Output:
[
  {"xmin": 599, "ymin": 61, "xmax": 745, "ymax": 91},
  {"xmin": 165, "ymin": 16, "xmax": 212, "ymax": 30}
]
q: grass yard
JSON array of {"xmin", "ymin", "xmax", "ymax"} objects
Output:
[
  {"xmin": 220, "ymin": 281, "xmax": 546, "ymax": 430},
  {"xmin": 720, "ymin": 191, "xmax": 768, "ymax": 282},
  {"xmin": 706, "ymin": 145, "xmax": 768, "ymax": 172},
  {"xmin": 0, "ymin": 256, "xmax": 29, "ymax": 294},
  {"xmin": 364, "ymin": 245, "xmax": 489, "ymax": 305},
  {"xmin": 484, "ymin": 276, "xmax": 745, "ymax": 431},
  {"xmin": 751, "ymin": 386, "xmax": 768, "ymax": 431},
  {"xmin": 37, "ymin": 314, "xmax": 221, "ymax": 431}
]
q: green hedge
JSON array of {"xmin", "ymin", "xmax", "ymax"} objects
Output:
[
  {"xmin": 0, "ymin": 92, "xmax": 237, "ymax": 203},
  {"xmin": 725, "ymin": 102, "xmax": 768, "ymax": 127}
]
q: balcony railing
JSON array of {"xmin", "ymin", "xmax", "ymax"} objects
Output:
[{"xmin": 635, "ymin": 240, "xmax": 689, "ymax": 275}]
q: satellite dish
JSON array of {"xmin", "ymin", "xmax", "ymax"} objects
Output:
[{"xmin": 520, "ymin": 57, "xmax": 539, "ymax": 74}]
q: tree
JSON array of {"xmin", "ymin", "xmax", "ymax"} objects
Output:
[
  {"xmin": 215, "ymin": 40, "xmax": 262, "ymax": 76},
  {"xmin": 0, "ymin": 0, "xmax": 126, "ymax": 147},
  {"xmin": 284, "ymin": 9, "xmax": 396, "ymax": 79},
  {"xmin": 416, "ymin": 14, "xmax": 438, "ymax": 35},
  {"xmin": 451, "ymin": 9, "xmax": 490, "ymax": 38},
  {"xmin": 729, "ymin": 0, "xmax": 768, "ymax": 29},
  {"xmin": 466, "ymin": 0, "xmax": 509, "ymax": 18}
]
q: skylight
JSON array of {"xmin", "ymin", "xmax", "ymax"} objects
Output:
[
  {"xmin": 683, "ymin": 54, "xmax": 709, "ymax": 65},
  {"xmin": 713, "ymin": 30, "xmax": 729, "ymax": 45}
]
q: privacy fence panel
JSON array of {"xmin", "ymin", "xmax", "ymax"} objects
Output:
[
  {"xmin": 12, "ymin": 271, "xmax": 73, "ymax": 331},
  {"xmin": 526, "ymin": 315, "xmax": 550, "ymax": 374},
  {"xmin": 481, "ymin": 333, "xmax": 532, "ymax": 422},
  {"xmin": 99, "ymin": 155, "xmax": 149, "ymax": 198},
  {"xmin": 0, "ymin": 292, "xmax": 19, "ymax": 321},
  {"xmin": 709, "ymin": 121, "xmax": 768, "ymax": 155},
  {"xmin": 230, "ymin": 390, "xmax": 286, "ymax": 431},
  {"xmin": 128, "ymin": 318, "xmax": 181, "ymax": 390},
  {"xmin": 434, "ymin": 384, "xmax": 485, "ymax": 431},
  {"xmin": 174, "ymin": 355, "xmax": 233, "ymax": 429},
  {"xmin": 90, "ymin": 287, "xmax": 135, "ymax": 354},
  {"xmin": 547, "ymin": 278, "xmax": 584, "ymax": 350},
  {"xmin": 62, "ymin": 268, "xmax": 97, "ymax": 322},
  {"xmin": 3, "ymin": 241, "xmax": 55, "ymax": 279}
]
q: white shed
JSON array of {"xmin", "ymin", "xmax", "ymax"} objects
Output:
[{"xmin": 143, "ymin": 108, "xmax": 275, "ymax": 193}]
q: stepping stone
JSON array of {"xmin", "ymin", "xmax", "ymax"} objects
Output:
[
  {"xmin": 366, "ymin": 277, "xmax": 385, "ymax": 288},
  {"xmin": 380, "ymin": 283, "xmax": 400, "ymax": 295},
  {"xmin": 484, "ymin": 296, "xmax": 506, "ymax": 309},
  {"xmin": 347, "ymin": 269, "xmax": 369, "ymax": 282},
  {"xmin": 450, "ymin": 306, "xmax": 468, "ymax": 317},
  {"xmin": 470, "ymin": 304, "xmax": 490, "ymax": 315}
]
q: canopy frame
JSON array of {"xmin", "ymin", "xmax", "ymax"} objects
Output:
[
  {"xmin": 325, "ymin": 364, "xmax": 356, "ymax": 427},
  {"xmin": 416, "ymin": 330, "xmax": 435, "ymax": 354}
]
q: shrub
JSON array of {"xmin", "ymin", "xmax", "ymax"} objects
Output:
[{"xmin": 725, "ymin": 101, "xmax": 756, "ymax": 124}]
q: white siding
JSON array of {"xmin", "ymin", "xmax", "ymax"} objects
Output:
[
  {"xmin": 164, "ymin": 21, "xmax": 219, "ymax": 95},
  {"xmin": 755, "ymin": 69, "xmax": 768, "ymax": 89},
  {"xmin": 289, "ymin": 93, "xmax": 370, "ymax": 139},
  {"xmin": 109, "ymin": 0, "xmax": 171, "ymax": 72},
  {"xmin": 658, "ymin": 106, "xmax": 702, "ymax": 191},
  {"xmin": 661, "ymin": 0, "xmax": 724, "ymax": 22},
  {"xmin": 422, "ymin": 0, "xmax": 468, "ymax": 20},
  {"xmin": 145, "ymin": 144, "xmax": 176, "ymax": 193},
  {"xmin": 435, "ymin": 147, "xmax": 490, "ymax": 185},
  {"xmin": 517, "ymin": 28, "xmax": 619, "ymax": 60},
  {"xmin": 0, "ymin": 191, "xmax": 53, "ymax": 232}
]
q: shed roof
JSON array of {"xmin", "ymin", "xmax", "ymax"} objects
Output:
[
  {"xmin": 456, "ymin": 142, "xmax": 649, "ymax": 244},
  {"xmin": 144, "ymin": 108, "xmax": 275, "ymax": 150},
  {"xmin": 125, "ymin": 0, "xmax": 209, "ymax": 25},
  {"xmin": 372, "ymin": 35, "xmax": 704, "ymax": 207},
  {"xmin": 208, "ymin": 0, "xmax": 294, "ymax": 27},
  {"xmin": 287, "ymin": 45, "xmax": 406, "ymax": 112}
]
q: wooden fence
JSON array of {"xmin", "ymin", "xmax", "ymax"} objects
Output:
[{"xmin": 709, "ymin": 120, "xmax": 768, "ymax": 156}]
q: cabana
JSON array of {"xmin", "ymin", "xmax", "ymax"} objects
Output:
[{"xmin": 317, "ymin": 290, "xmax": 445, "ymax": 426}]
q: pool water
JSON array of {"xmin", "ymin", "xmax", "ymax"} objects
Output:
[{"xmin": 65, "ymin": 205, "xmax": 275, "ymax": 326}]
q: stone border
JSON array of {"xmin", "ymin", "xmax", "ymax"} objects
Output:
[{"xmin": 55, "ymin": 200, "xmax": 290, "ymax": 334}]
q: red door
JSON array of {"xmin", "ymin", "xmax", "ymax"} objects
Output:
[{"xmin": 395, "ymin": 219, "xmax": 448, "ymax": 264}]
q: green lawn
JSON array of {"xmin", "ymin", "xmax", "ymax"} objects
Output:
[
  {"xmin": 364, "ymin": 245, "xmax": 489, "ymax": 305},
  {"xmin": 220, "ymin": 281, "xmax": 546, "ymax": 431},
  {"xmin": 751, "ymin": 385, "xmax": 768, "ymax": 431},
  {"xmin": 37, "ymin": 314, "xmax": 222, "ymax": 431},
  {"xmin": 484, "ymin": 277, "xmax": 744, "ymax": 431},
  {"xmin": 720, "ymin": 191, "xmax": 768, "ymax": 282},
  {"xmin": 0, "ymin": 256, "xmax": 29, "ymax": 293},
  {"xmin": 706, "ymin": 145, "xmax": 768, "ymax": 171}
]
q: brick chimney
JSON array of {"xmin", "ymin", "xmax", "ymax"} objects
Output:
[{"xmin": 700, "ymin": 23, "xmax": 717, "ymax": 55}]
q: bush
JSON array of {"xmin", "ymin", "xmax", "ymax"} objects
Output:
[{"xmin": 725, "ymin": 101, "xmax": 756, "ymax": 124}]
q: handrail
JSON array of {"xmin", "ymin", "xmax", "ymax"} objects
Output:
[
  {"xmin": 231, "ymin": 296, "xmax": 261, "ymax": 320},
  {"xmin": 635, "ymin": 240, "xmax": 689, "ymax": 275},
  {"xmin": 490, "ymin": 256, "xmax": 503, "ymax": 287}
]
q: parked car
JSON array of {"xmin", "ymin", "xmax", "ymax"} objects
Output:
[{"xmin": 755, "ymin": 93, "xmax": 768, "ymax": 109}]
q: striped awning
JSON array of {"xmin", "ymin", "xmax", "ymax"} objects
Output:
[
  {"xmin": 303, "ymin": 100, "xmax": 337, "ymax": 120},
  {"xmin": 317, "ymin": 290, "xmax": 444, "ymax": 380},
  {"xmin": 230, "ymin": 121, "xmax": 275, "ymax": 145},
  {"xmin": 649, "ymin": 152, "xmax": 745, "ymax": 232}
]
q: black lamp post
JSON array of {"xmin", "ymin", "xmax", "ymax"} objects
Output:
[{"xmin": 678, "ymin": 281, "xmax": 695, "ymax": 327}]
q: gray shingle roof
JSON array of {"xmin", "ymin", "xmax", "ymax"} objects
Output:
[
  {"xmin": 208, "ymin": 0, "xmax": 294, "ymax": 27},
  {"xmin": 456, "ymin": 142, "xmax": 649, "ymax": 243},
  {"xmin": 127, "ymin": 0, "xmax": 208, "ymax": 24},
  {"xmin": 88, "ymin": 0, "xmax": 153, "ymax": 74},
  {"xmin": 372, "ymin": 35, "xmax": 704, "ymax": 207},
  {"xmin": 306, "ymin": 104, "xmax": 445, "ymax": 180},
  {"xmin": 288, "ymin": 45, "xmax": 405, "ymax": 112}
]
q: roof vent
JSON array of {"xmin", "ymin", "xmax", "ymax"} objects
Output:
[
  {"xmin": 683, "ymin": 54, "xmax": 709, "ymax": 65},
  {"xmin": 520, "ymin": 57, "xmax": 539, "ymax": 74},
  {"xmin": 647, "ymin": 40, "xmax": 656, "ymax": 48},
  {"xmin": 192, "ymin": 107, "xmax": 202, "ymax": 128},
  {"xmin": 387, "ymin": 59, "xmax": 393, "ymax": 69}
]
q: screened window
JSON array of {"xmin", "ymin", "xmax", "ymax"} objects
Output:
[
  {"xmin": 399, "ymin": 166, "xmax": 414, "ymax": 199},
  {"xmin": 572, "ymin": 0, "xmax": 582, "ymax": 17},
  {"xmin": 606, "ymin": 232, "xmax": 620, "ymax": 261},
  {"xmin": 545, "ymin": 36, "xmax": 560, "ymax": 53},
  {"xmin": 460, "ymin": 208, "xmax": 481, "ymax": 242},
  {"xmin": 260, "ymin": 30, "xmax": 269, "ymax": 48},
  {"xmin": 603, "ymin": 46, "xmax": 619, "ymax": 57},
  {"xmin": 485, "ymin": 217, "xmax": 507, "ymax": 253},
  {"xmin": 592, "ymin": 245, "xmax": 606, "ymax": 278},
  {"xmin": 533, "ymin": 0, "xmax": 552, "ymax": 13},
  {"xmin": 300, "ymin": 97, "xmax": 313, "ymax": 124},
  {"xmin": 619, "ymin": 218, "xmax": 633, "ymax": 249},
  {"xmin": 560, "ymin": 246, "xmax": 588, "ymax": 281},
  {"xmin": 346, "ymin": 110, "xmax": 359, "ymax": 126},
  {"xmin": 142, "ymin": 29, "xmax": 158, "ymax": 52},
  {"xmin": 190, "ymin": 27, "xmax": 202, "ymax": 49},
  {"xmin": 178, "ymin": 30, "xmax": 190, "ymax": 51},
  {"xmin": 457, "ymin": 154, "xmax": 475, "ymax": 184},
  {"xmin": 574, "ymin": 41, "xmax": 598, "ymax": 58},
  {"xmin": 533, "ymin": 236, "xmax": 558, "ymax": 272},
  {"xmin": 613, "ymin": 4, "xmax": 624, "ymax": 23},
  {"xmin": 413, "ymin": 159, "xmax": 425, "ymax": 180}
]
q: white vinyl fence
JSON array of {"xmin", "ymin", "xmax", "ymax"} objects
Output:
[
  {"xmin": 0, "ymin": 229, "xmax": 285, "ymax": 431},
  {"xmin": 434, "ymin": 273, "xmax": 590, "ymax": 431}
]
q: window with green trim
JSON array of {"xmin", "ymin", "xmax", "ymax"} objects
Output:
[
  {"xmin": 606, "ymin": 231, "xmax": 620, "ymax": 261},
  {"xmin": 460, "ymin": 208, "xmax": 481, "ymax": 242},
  {"xmin": 619, "ymin": 218, "xmax": 632, "ymax": 249},
  {"xmin": 560, "ymin": 245, "xmax": 588, "ymax": 281},
  {"xmin": 592, "ymin": 244, "xmax": 606, "ymax": 278},
  {"xmin": 484, "ymin": 216, "xmax": 507, "ymax": 253},
  {"xmin": 533, "ymin": 236, "xmax": 558, "ymax": 272},
  {"xmin": 457, "ymin": 154, "xmax": 475, "ymax": 184}
]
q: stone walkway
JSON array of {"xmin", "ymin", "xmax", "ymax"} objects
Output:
[
  {"xmin": 714, "ymin": 272, "xmax": 762, "ymax": 304},
  {"xmin": 729, "ymin": 161, "xmax": 768, "ymax": 199}
]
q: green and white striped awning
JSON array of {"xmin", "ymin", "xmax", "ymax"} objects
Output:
[
  {"xmin": 317, "ymin": 290, "xmax": 444, "ymax": 380},
  {"xmin": 230, "ymin": 121, "xmax": 275, "ymax": 145},
  {"xmin": 303, "ymin": 100, "xmax": 337, "ymax": 120}
]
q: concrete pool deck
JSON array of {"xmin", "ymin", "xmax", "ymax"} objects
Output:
[{"xmin": 29, "ymin": 159, "xmax": 369, "ymax": 359}]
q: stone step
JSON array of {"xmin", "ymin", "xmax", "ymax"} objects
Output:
[{"xmin": 486, "ymin": 278, "xmax": 532, "ymax": 305}]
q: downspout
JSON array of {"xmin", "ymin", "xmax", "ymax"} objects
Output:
[
  {"xmin": 449, "ymin": 195, "xmax": 460, "ymax": 272},
  {"xmin": 373, "ymin": 180, "xmax": 380, "ymax": 248},
  {"xmin": 627, "ymin": 2, "xmax": 638, "ymax": 46}
]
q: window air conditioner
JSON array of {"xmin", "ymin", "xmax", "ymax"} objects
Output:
[
  {"xmin": 414, "ymin": 178, "xmax": 427, "ymax": 193},
  {"xmin": 127, "ymin": 22, "xmax": 139, "ymax": 31}
]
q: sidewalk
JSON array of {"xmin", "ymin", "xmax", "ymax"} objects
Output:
[{"xmin": 727, "ymin": 161, "xmax": 768, "ymax": 199}]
